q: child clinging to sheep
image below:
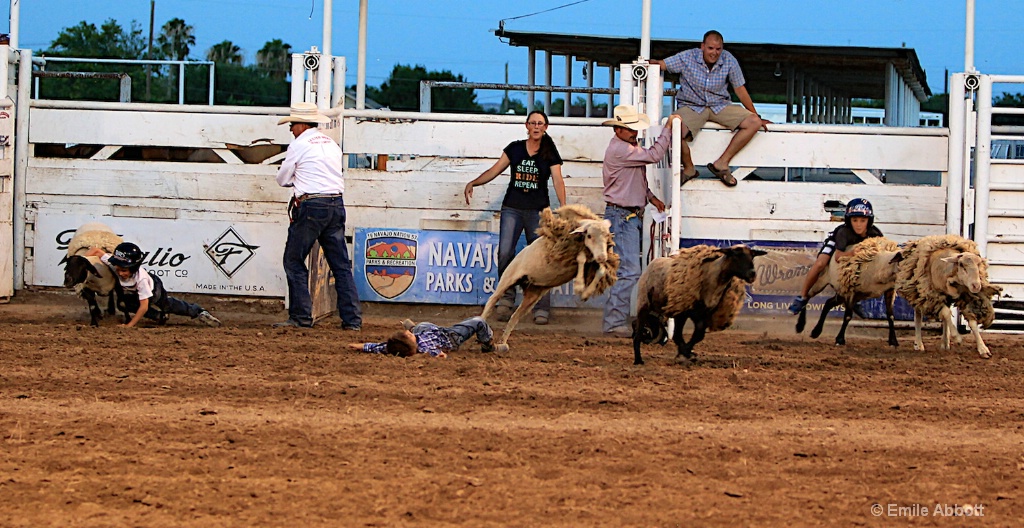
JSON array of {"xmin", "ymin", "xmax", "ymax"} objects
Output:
[
  {"xmin": 86, "ymin": 242, "xmax": 221, "ymax": 328},
  {"xmin": 789, "ymin": 198, "xmax": 884, "ymax": 314},
  {"xmin": 347, "ymin": 316, "xmax": 495, "ymax": 358}
]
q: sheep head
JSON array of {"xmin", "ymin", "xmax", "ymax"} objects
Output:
[
  {"xmin": 942, "ymin": 252, "xmax": 985, "ymax": 294},
  {"xmin": 709, "ymin": 245, "xmax": 767, "ymax": 284},
  {"xmin": 63, "ymin": 255, "xmax": 103, "ymax": 288},
  {"xmin": 571, "ymin": 219, "xmax": 612, "ymax": 264}
]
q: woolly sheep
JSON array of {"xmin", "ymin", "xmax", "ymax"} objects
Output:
[
  {"xmin": 632, "ymin": 245, "xmax": 765, "ymax": 365},
  {"xmin": 795, "ymin": 237, "xmax": 901, "ymax": 346},
  {"xmin": 481, "ymin": 204, "xmax": 619, "ymax": 352},
  {"xmin": 893, "ymin": 234, "xmax": 995, "ymax": 358},
  {"xmin": 62, "ymin": 222, "xmax": 123, "ymax": 326}
]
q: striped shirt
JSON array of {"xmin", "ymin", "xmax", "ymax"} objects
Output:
[{"xmin": 663, "ymin": 48, "xmax": 746, "ymax": 113}]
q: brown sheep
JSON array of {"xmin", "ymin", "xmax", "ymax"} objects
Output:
[
  {"xmin": 632, "ymin": 245, "xmax": 765, "ymax": 365},
  {"xmin": 481, "ymin": 204, "xmax": 620, "ymax": 352},
  {"xmin": 893, "ymin": 234, "xmax": 996, "ymax": 358},
  {"xmin": 796, "ymin": 237, "xmax": 901, "ymax": 346}
]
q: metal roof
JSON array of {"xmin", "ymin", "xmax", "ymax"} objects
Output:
[{"xmin": 495, "ymin": 29, "xmax": 931, "ymax": 101}]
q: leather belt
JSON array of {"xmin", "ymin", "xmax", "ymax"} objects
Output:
[
  {"xmin": 606, "ymin": 202, "xmax": 644, "ymax": 215},
  {"xmin": 296, "ymin": 192, "xmax": 343, "ymax": 203}
]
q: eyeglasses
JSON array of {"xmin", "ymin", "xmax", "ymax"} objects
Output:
[{"xmin": 527, "ymin": 121, "xmax": 547, "ymax": 127}]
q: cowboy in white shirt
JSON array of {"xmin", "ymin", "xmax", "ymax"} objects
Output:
[{"xmin": 274, "ymin": 102, "xmax": 362, "ymax": 330}]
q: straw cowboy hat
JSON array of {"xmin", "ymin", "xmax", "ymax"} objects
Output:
[
  {"xmin": 278, "ymin": 102, "xmax": 331, "ymax": 125},
  {"xmin": 602, "ymin": 104, "xmax": 650, "ymax": 131}
]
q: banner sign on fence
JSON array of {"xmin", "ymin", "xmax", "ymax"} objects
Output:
[{"xmin": 354, "ymin": 227, "xmax": 610, "ymax": 308}]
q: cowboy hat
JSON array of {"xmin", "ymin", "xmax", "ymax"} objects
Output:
[
  {"xmin": 601, "ymin": 104, "xmax": 650, "ymax": 131},
  {"xmin": 278, "ymin": 102, "xmax": 331, "ymax": 125}
]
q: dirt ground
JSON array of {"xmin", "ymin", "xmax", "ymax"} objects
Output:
[{"xmin": 1, "ymin": 290, "xmax": 1022, "ymax": 527}]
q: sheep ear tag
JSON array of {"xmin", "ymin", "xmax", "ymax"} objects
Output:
[{"xmin": 364, "ymin": 231, "xmax": 418, "ymax": 299}]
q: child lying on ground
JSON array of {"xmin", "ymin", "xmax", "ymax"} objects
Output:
[{"xmin": 348, "ymin": 316, "xmax": 494, "ymax": 358}]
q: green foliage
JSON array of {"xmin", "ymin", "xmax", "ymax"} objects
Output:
[
  {"xmin": 256, "ymin": 39, "xmax": 292, "ymax": 81},
  {"xmin": 40, "ymin": 19, "xmax": 149, "ymax": 102},
  {"xmin": 995, "ymin": 92, "xmax": 1024, "ymax": 107},
  {"xmin": 371, "ymin": 64, "xmax": 480, "ymax": 112},
  {"xmin": 207, "ymin": 40, "xmax": 243, "ymax": 66},
  {"xmin": 156, "ymin": 18, "xmax": 195, "ymax": 61}
]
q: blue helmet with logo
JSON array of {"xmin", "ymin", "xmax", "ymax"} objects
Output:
[{"xmin": 844, "ymin": 198, "xmax": 874, "ymax": 227}]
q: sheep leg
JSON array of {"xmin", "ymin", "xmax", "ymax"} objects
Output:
[
  {"xmin": 496, "ymin": 286, "xmax": 546, "ymax": 351},
  {"xmin": 834, "ymin": 300, "xmax": 857, "ymax": 346},
  {"xmin": 676, "ymin": 316, "xmax": 707, "ymax": 363},
  {"xmin": 105, "ymin": 291, "xmax": 116, "ymax": 316},
  {"xmin": 81, "ymin": 289, "xmax": 102, "ymax": 327},
  {"xmin": 795, "ymin": 306, "xmax": 807, "ymax": 334},
  {"xmin": 884, "ymin": 290, "xmax": 898, "ymax": 347},
  {"xmin": 572, "ymin": 252, "xmax": 587, "ymax": 292},
  {"xmin": 966, "ymin": 317, "xmax": 991, "ymax": 359},
  {"xmin": 938, "ymin": 306, "xmax": 954, "ymax": 351},
  {"xmin": 482, "ymin": 272, "xmax": 519, "ymax": 320},
  {"xmin": 633, "ymin": 307, "xmax": 650, "ymax": 365},
  {"xmin": 913, "ymin": 310, "xmax": 926, "ymax": 351},
  {"xmin": 809, "ymin": 295, "xmax": 842, "ymax": 339}
]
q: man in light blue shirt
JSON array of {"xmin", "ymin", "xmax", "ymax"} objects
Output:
[{"xmin": 652, "ymin": 30, "xmax": 770, "ymax": 186}]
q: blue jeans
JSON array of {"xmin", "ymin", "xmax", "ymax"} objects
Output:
[
  {"xmin": 602, "ymin": 205, "xmax": 642, "ymax": 331},
  {"xmin": 413, "ymin": 316, "xmax": 494, "ymax": 350},
  {"xmin": 497, "ymin": 207, "xmax": 551, "ymax": 316},
  {"xmin": 283, "ymin": 196, "xmax": 362, "ymax": 327}
]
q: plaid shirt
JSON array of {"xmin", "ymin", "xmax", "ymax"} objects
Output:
[
  {"xmin": 663, "ymin": 48, "xmax": 746, "ymax": 113},
  {"xmin": 362, "ymin": 323, "xmax": 455, "ymax": 358}
]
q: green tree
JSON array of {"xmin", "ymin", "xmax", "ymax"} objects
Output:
[
  {"xmin": 370, "ymin": 64, "xmax": 480, "ymax": 112},
  {"xmin": 207, "ymin": 40, "xmax": 243, "ymax": 66},
  {"xmin": 157, "ymin": 18, "xmax": 195, "ymax": 61},
  {"xmin": 41, "ymin": 19, "xmax": 148, "ymax": 101},
  {"xmin": 256, "ymin": 39, "xmax": 292, "ymax": 81}
]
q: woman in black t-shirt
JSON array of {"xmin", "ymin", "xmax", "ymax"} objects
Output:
[{"xmin": 464, "ymin": 111, "xmax": 567, "ymax": 325}]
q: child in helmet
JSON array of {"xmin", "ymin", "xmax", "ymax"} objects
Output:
[
  {"xmin": 87, "ymin": 242, "xmax": 222, "ymax": 328},
  {"xmin": 346, "ymin": 316, "xmax": 495, "ymax": 358},
  {"xmin": 788, "ymin": 198, "xmax": 884, "ymax": 314}
]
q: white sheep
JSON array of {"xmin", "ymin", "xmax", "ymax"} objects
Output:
[
  {"xmin": 894, "ymin": 234, "xmax": 996, "ymax": 358},
  {"xmin": 481, "ymin": 204, "xmax": 619, "ymax": 352},
  {"xmin": 61, "ymin": 222, "xmax": 123, "ymax": 326},
  {"xmin": 795, "ymin": 237, "xmax": 901, "ymax": 346},
  {"xmin": 633, "ymin": 245, "xmax": 766, "ymax": 365}
]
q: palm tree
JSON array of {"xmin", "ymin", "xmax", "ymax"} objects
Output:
[
  {"xmin": 207, "ymin": 40, "xmax": 243, "ymax": 65},
  {"xmin": 256, "ymin": 39, "xmax": 292, "ymax": 81},
  {"xmin": 157, "ymin": 17, "xmax": 195, "ymax": 61}
]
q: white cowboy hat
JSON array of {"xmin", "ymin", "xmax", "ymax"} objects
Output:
[
  {"xmin": 601, "ymin": 104, "xmax": 650, "ymax": 131},
  {"xmin": 278, "ymin": 102, "xmax": 331, "ymax": 125}
]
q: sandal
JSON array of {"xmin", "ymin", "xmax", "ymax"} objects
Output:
[
  {"xmin": 707, "ymin": 163, "xmax": 738, "ymax": 187},
  {"xmin": 681, "ymin": 169, "xmax": 698, "ymax": 185}
]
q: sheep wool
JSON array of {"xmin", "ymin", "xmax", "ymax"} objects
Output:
[
  {"xmin": 536, "ymin": 205, "xmax": 620, "ymax": 298},
  {"xmin": 955, "ymin": 284, "xmax": 1001, "ymax": 328},
  {"xmin": 896, "ymin": 234, "xmax": 989, "ymax": 317},
  {"xmin": 833, "ymin": 237, "xmax": 900, "ymax": 299},
  {"xmin": 663, "ymin": 245, "xmax": 746, "ymax": 332},
  {"xmin": 66, "ymin": 224, "xmax": 123, "ymax": 257}
]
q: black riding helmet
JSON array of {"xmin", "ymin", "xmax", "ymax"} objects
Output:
[
  {"xmin": 844, "ymin": 198, "xmax": 874, "ymax": 229},
  {"xmin": 108, "ymin": 242, "xmax": 145, "ymax": 272}
]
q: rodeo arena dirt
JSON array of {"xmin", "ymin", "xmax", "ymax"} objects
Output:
[{"xmin": 5, "ymin": 7, "xmax": 1024, "ymax": 528}]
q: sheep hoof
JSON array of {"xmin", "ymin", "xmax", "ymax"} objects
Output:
[
  {"xmin": 978, "ymin": 347, "xmax": 991, "ymax": 359},
  {"xmin": 495, "ymin": 343, "xmax": 510, "ymax": 353},
  {"xmin": 674, "ymin": 355, "xmax": 697, "ymax": 366}
]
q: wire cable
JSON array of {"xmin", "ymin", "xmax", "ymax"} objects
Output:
[{"xmin": 498, "ymin": 0, "xmax": 595, "ymax": 31}]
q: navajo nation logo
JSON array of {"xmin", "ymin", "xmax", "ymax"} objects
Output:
[{"xmin": 364, "ymin": 230, "xmax": 418, "ymax": 299}]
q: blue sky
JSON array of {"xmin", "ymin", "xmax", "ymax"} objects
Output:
[{"xmin": 4, "ymin": 1, "xmax": 1023, "ymax": 106}]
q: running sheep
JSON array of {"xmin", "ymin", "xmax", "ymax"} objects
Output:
[
  {"xmin": 795, "ymin": 237, "xmax": 901, "ymax": 347},
  {"xmin": 632, "ymin": 245, "xmax": 765, "ymax": 365},
  {"xmin": 61, "ymin": 222, "xmax": 123, "ymax": 326},
  {"xmin": 893, "ymin": 234, "xmax": 997, "ymax": 358},
  {"xmin": 481, "ymin": 204, "xmax": 619, "ymax": 352}
]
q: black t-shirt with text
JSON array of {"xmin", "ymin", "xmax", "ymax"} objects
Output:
[{"xmin": 501, "ymin": 139, "xmax": 563, "ymax": 210}]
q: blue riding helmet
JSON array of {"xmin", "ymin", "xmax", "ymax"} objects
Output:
[{"xmin": 844, "ymin": 198, "xmax": 874, "ymax": 228}]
